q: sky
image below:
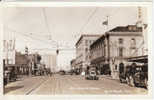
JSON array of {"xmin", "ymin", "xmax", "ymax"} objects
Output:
[{"xmin": 3, "ymin": 6, "xmax": 147, "ymax": 67}]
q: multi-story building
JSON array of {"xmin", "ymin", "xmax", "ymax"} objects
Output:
[
  {"xmin": 41, "ymin": 54, "xmax": 57, "ymax": 72},
  {"xmin": 3, "ymin": 39, "xmax": 16, "ymax": 65},
  {"xmin": 75, "ymin": 34, "xmax": 101, "ymax": 73},
  {"xmin": 15, "ymin": 52, "xmax": 29, "ymax": 75},
  {"xmin": 90, "ymin": 25, "xmax": 143, "ymax": 79},
  {"xmin": 90, "ymin": 35, "xmax": 110, "ymax": 75}
]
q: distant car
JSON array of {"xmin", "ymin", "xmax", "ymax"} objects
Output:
[
  {"xmin": 65, "ymin": 70, "xmax": 75, "ymax": 75},
  {"xmin": 59, "ymin": 70, "xmax": 65, "ymax": 75},
  {"xmin": 85, "ymin": 69, "xmax": 99, "ymax": 80}
]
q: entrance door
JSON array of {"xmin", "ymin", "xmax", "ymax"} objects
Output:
[{"xmin": 119, "ymin": 63, "xmax": 124, "ymax": 74}]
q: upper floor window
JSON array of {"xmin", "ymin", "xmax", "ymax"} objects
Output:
[
  {"xmin": 131, "ymin": 38, "xmax": 136, "ymax": 49},
  {"xmin": 85, "ymin": 48, "xmax": 88, "ymax": 52},
  {"xmin": 119, "ymin": 38, "xmax": 123, "ymax": 44},
  {"xmin": 119, "ymin": 47, "xmax": 123, "ymax": 57}
]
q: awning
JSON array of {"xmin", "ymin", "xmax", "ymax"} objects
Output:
[
  {"xmin": 5, "ymin": 64, "xmax": 28, "ymax": 67},
  {"xmin": 91, "ymin": 56, "xmax": 105, "ymax": 64},
  {"xmin": 126, "ymin": 55, "xmax": 148, "ymax": 63}
]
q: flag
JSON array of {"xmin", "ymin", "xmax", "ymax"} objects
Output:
[
  {"xmin": 143, "ymin": 24, "xmax": 148, "ymax": 29},
  {"xmin": 102, "ymin": 20, "xmax": 108, "ymax": 25}
]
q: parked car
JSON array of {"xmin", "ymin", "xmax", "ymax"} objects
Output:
[
  {"xmin": 85, "ymin": 67, "xmax": 99, "ymax": 80},
  {"xmin": 65, "ymin": 70, "xmax": 75, "ymax": 75},
  {"xmin": 119, "ymin": 63, "xmax": 148, "ymax": 88},
  {"xmin": 59, "ymin": 70, "xmax": 65, "ymax": 75}
]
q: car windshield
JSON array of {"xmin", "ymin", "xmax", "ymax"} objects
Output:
[
  {"xmin": 90, "ymin": 72, "xmax": 95, "ymax": 74},
  {"xmin": 136, "ymin": 67, "xmax": 142, "ymax": 71}
]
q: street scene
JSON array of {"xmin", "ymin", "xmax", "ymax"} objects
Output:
[
  {"xmin": 5, "ymin": 74, "xmax": 147, "ymax": 95},
  {"xmin": 3, "ymin": 6, "xmax": 148, "ymax": 95}
]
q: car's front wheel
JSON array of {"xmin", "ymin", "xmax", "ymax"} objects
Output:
[
  {"xmin": 126, "ymin": 76, "xmax": 129, "ymax": 85},
  {"xmin": 144, "ymin": 78, "xmax": 148, "ymax": 89},
  {"xmin": 119, "ymin": 78, "xmax": 123, "ymax": 83},
  {"xmin": 129, "ymin": 76, "xmax": 135, "ymax": 87}
]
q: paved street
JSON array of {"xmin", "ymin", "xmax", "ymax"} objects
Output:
[{"xmin": 4, "ymin": 74, "xmax": 147, "ymax": 95}]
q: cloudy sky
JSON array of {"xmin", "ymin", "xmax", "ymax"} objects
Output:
[{"xmin": 3, "ymin": 6, "xmax": 147, "ymax": 67}]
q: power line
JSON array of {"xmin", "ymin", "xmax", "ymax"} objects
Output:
[
  {"xmin": 31, "ymin": 48, "xmax": 76, "ymax": 51},
  {"xmin": 42, "ymin": 8, "xmax": 53, "ymax": 40},
  {"xmin": 4, "ymin": 26, "xmax": 75, "ymax": 50},
  {"xmin": 4, "ymin": 26, "xmax": 56, "ymax": 45},
  {"xmin": 76, "ymin": 7, "xmax": 98, "ymax": 37}
]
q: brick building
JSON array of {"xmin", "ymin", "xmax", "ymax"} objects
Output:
[{"xmin": 15, "ymin": 52, "xmax": 29, "ymax": 75}]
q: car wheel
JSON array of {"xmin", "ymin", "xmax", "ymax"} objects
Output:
[
  {"xmin": 144, "ymin": 78, "xmax": 148, "ymax": 89},
  {"xmin": 129, "ymin": 76, "xmax": 135, "ymax": 87},
  {"xmin": 126, "ymin": 76, "xmax": 129, "ymax": 85},
  {"xmin": 119, "ymin": 78, "xmax": 123, "ymax": 83}
]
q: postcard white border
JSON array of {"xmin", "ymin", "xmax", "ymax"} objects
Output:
[{"xmin": 0, "ymin": 1, "xmax": 153, "ymax": 100}]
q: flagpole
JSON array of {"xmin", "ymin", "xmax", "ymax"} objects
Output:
[{"xmin": 106, "ymin": 15, "xmax": 109, "ymax": 32}]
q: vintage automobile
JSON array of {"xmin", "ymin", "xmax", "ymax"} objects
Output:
[
  {"xmin": 119, "ymin": 55, "xmax": 148, "ymax": 89},
  {"xmin": 59, "ymin": 70, "xmax": 66, "ymax": 75},
  {"xmin": 85, "ymin": 67, "xmax": 99, "ymax": 80}
]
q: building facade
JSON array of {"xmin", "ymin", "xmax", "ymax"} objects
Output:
[
  {"xmin": 41, "ymin": 54, "xmax": 57, "ymax": 72},
  {"xmin": 75, "ymin": 34, "xmax": 101, "ymax": 73},
  {"xmin": 15, "ymin": 52, "xmax": 29, "ymax": 75},
  {"xmin": 90, "ymin": 25, "xmax": 143, "ymax": 79},
  {"xmin": 90, "ymin": 35, "xmax": 110, "ymax": 75},
  {"xmin": 70, "ymin": 59, "xmax": 76, "ymax": 70},
  {"xmin": 3, "ymin": 39, "xmax": 16, "ymax": 65}
]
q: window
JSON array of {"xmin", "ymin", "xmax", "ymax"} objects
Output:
[
  {"xmin": 3, "ymin": 40, "xmax": 6, "ymax": 51},
  {"xmin": 119, "ymin": 47, "xmax": 123, "ymax": 57},
  {"xmin": 85, "ymin": 40, "xmax": 88, "ymax": 46},
  {"xmin": 119, "ymin": 38, "xmax": 123, "ymax": 44},
  {"xmin": 85, "ymin": 48, "xmax": 88, "ymax": 52},
  {"xmin": 131, "ymin": 38, "xmax": 136, "ymax": 49},
  {"xmin": 128, "ymin": 26, "xmax": 132, "ymax": 31},
  {"xmin": 115, "ymin": 65, "xmax": 117, "ymax": 70}
]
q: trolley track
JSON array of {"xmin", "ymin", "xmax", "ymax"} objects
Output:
[{"xmin": 25, "ymin": 76, "xmax": 49, "ymax": 95}]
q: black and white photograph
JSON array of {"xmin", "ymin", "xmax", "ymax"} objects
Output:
[{"xmin": 2, "ymin": 5, "xmax": 150, "ymax": 96}]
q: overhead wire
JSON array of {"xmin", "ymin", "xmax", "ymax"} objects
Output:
[
  {"xmin": 4, "ymin": 26, "xmax": 75, "ymax": 51},
  {"xmin": 42, "ymin": 8, "xmax": 53, "ymax": 40},
  {"xmin": 74, "ymin": 7, "xmax": 98, "ymax": 38}
]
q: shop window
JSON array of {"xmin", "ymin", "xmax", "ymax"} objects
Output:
[
  {"xmin": 115, "ymin": 65, "xmax": 117, "ymax": 70},
  {"xmin": 85, "ymin": 40, "xmax": 88, "ymax": 46}
]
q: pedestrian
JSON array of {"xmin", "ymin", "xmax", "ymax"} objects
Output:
[{"xmin": 81, "ymin": 71, "xmax": 85, "ymax": 80}]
